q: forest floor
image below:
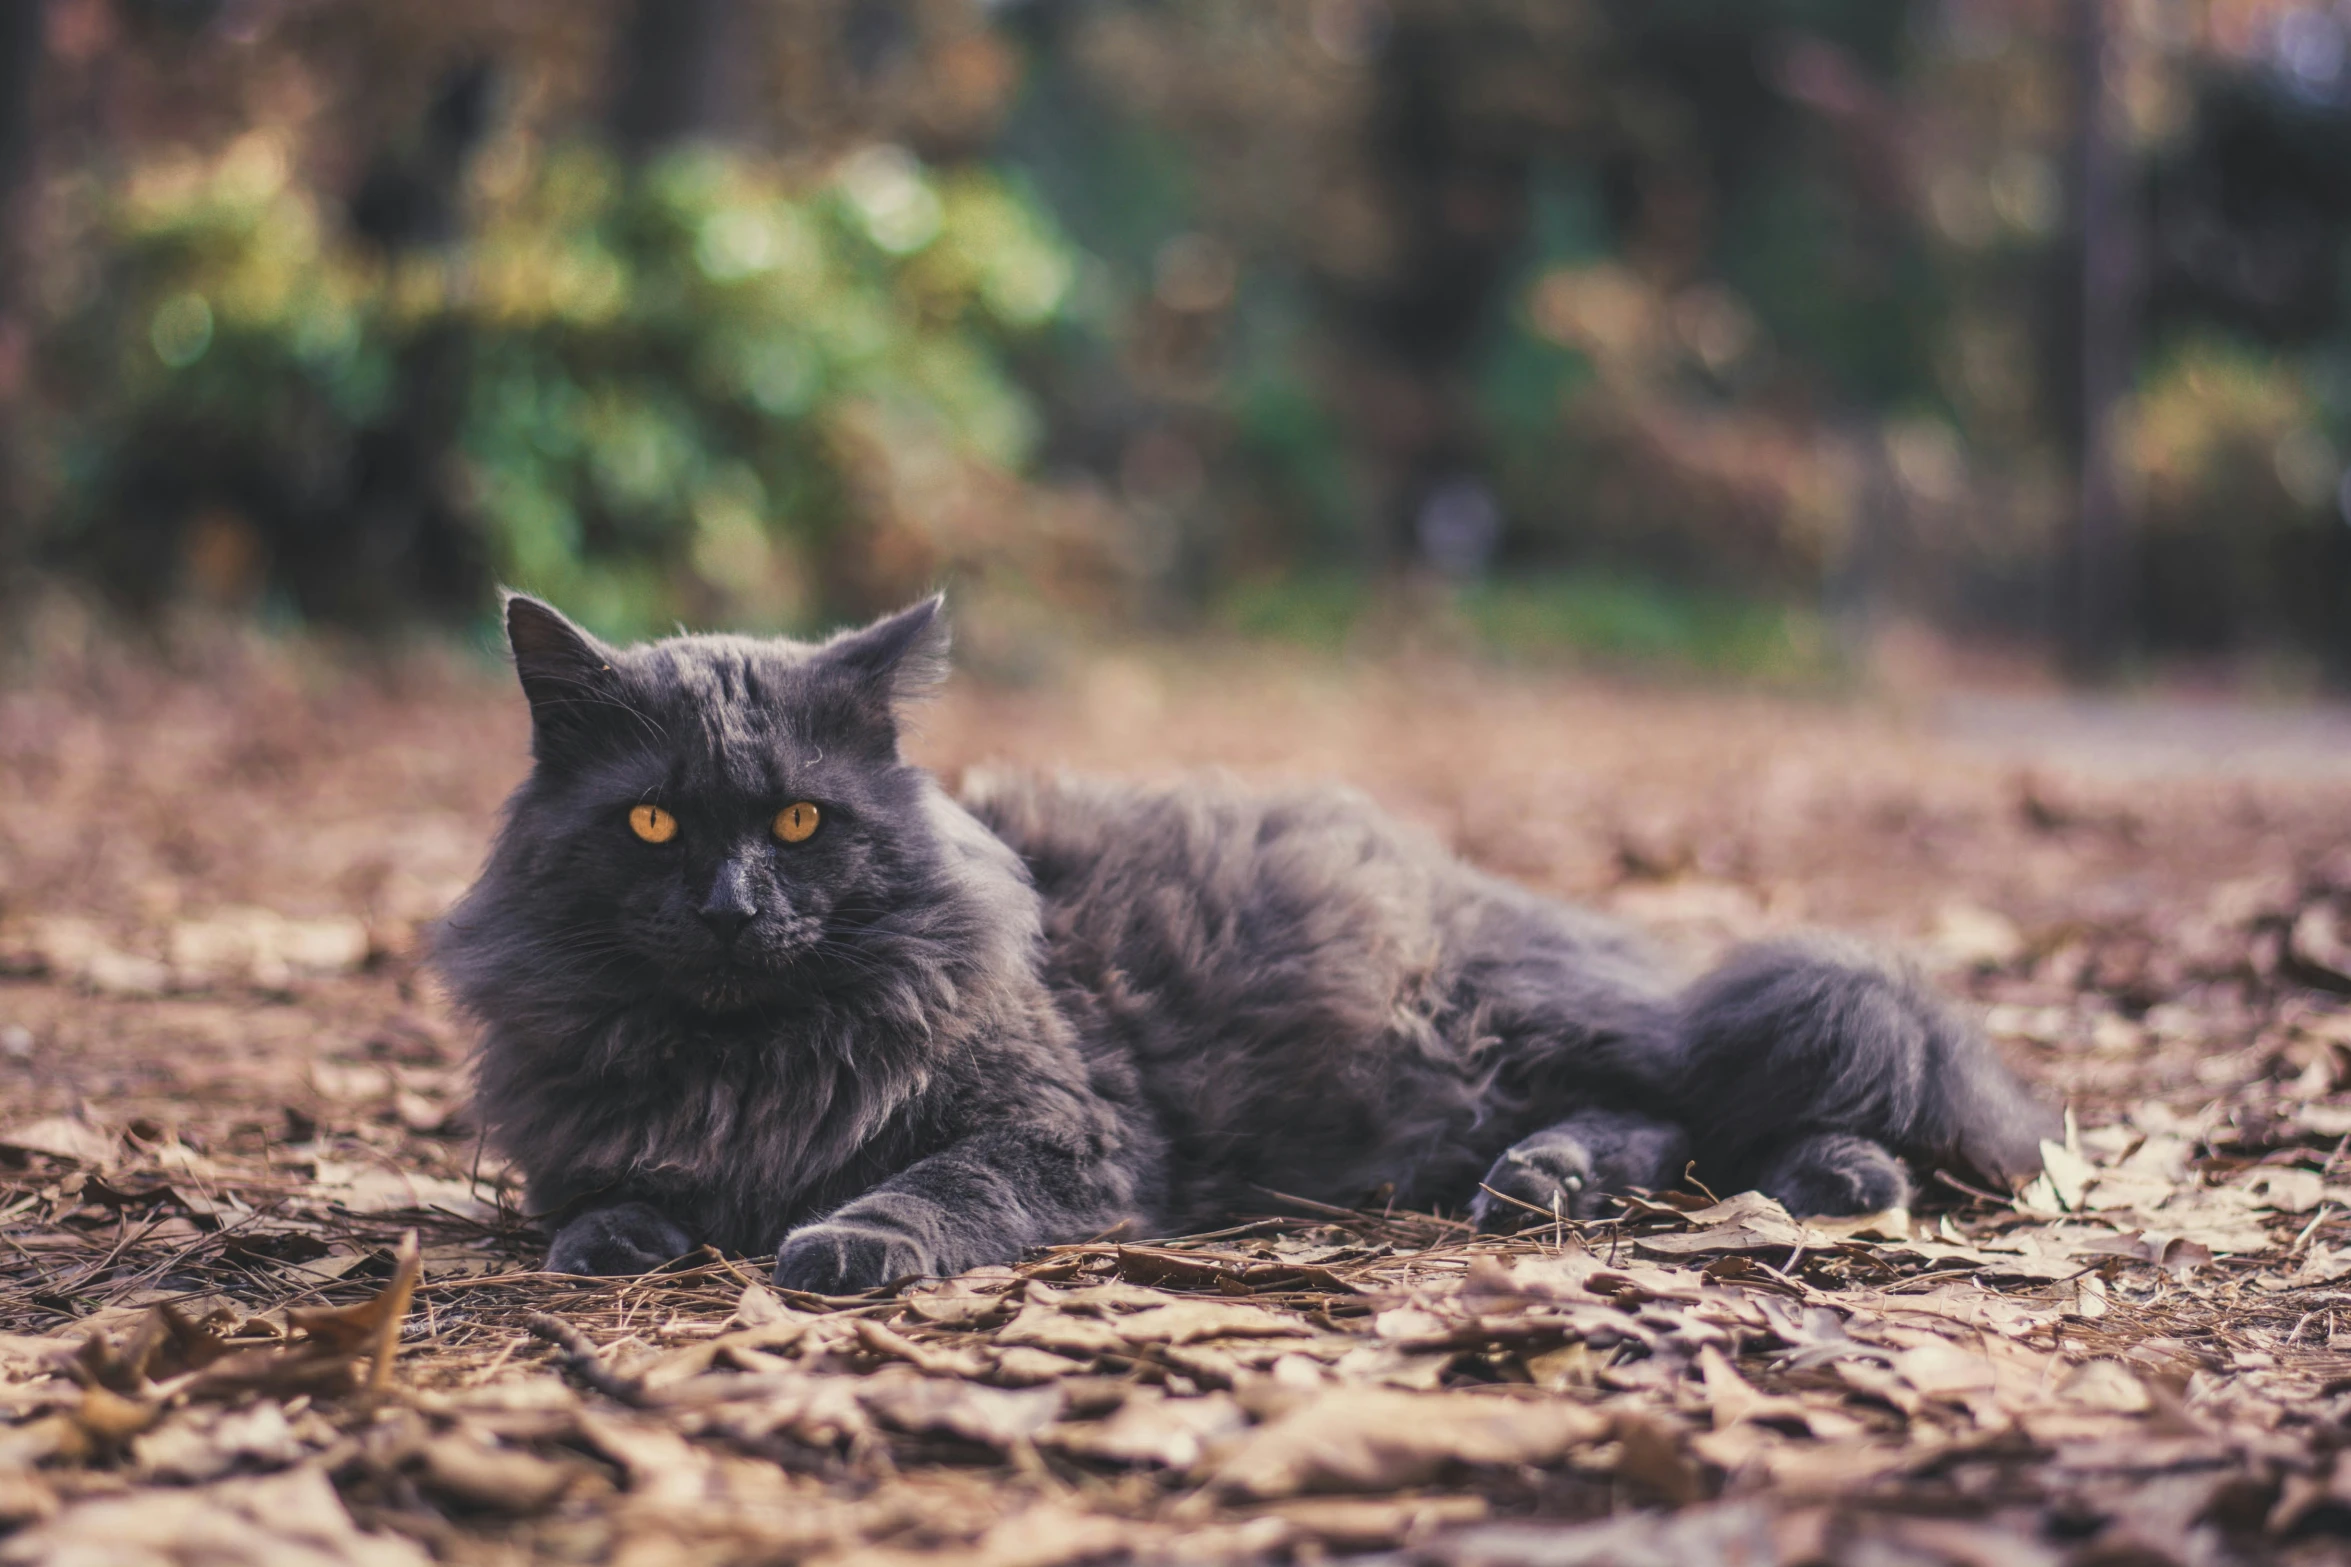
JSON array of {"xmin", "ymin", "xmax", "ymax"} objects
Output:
[{"xmin": 4, "ymin": 633, "xmax": 2351, "ymax": 1566}]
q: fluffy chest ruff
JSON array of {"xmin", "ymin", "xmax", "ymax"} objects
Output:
[{"xmin": 471, "ymin": 1005, "xmax": 932, "ymax": 1254}]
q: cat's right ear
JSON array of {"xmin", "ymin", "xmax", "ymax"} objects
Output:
[
  {"xmin": 806, "ymin": 594, "xmax": 950, "ymax": 755},
  {"xmin": 504, "ymin": 593, "xmax": 620, "ymax": 762}
]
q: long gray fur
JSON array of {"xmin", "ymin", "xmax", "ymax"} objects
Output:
[{"xmin": 434, "ymin": 595, "xmax": 2057, "ymax": 1290}]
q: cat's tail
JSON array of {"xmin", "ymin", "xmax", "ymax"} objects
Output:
[{"xmin": 1668, "ymin": 935, "xmax": 2055, "ymax": 1199}]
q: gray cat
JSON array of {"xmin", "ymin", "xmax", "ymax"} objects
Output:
[{"xmin": 434, "ymin": 595, "xmax": 2055, "ymax": 1290}]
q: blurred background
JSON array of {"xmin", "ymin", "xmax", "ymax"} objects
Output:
[{"xmin": 3, "ymin": 0, "xmax": 2351, "ymax": 687}]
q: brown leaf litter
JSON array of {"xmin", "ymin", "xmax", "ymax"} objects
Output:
[
  {"xmin": 12, "ymin": 1134, "xmax": 2351, "ymax": 1565},
  {"xmin": 8, "ymin": 649, "xmax": 2351, "ymax": 1563}
]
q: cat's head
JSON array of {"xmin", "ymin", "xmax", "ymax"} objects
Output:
[{"xmin": 461, "ymin": 593, "xmax": 965, "ymax": 1016}]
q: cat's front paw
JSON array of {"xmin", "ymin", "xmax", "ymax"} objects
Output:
[
  {"xmin": 1471, "ymin": 1110, "xmax": 1691, "ymax": 1231},
  {"xmin": 545, "ymin": 1202, "xmax": 694, "ymax": 1276},
  {"xmin": 1472, "ymin": 1135, "xmax": 1599, "ymax": 1231},
  {"xmin": 773, "ymin": 1221, "xmax": 929, "ymax": 1294}
]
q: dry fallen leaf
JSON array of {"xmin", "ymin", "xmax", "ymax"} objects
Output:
[
  {"xmin": 0, "ymin": 1115, "xmax": 117, "ymax": 1168},
  {"xmin": 1042, "ymin": 1388, "xmax": 1248, "ymax": 1468},
  {"xmin": 1635, "ymin": 1191, "xmax": 1816, "ymax": 1256},
  {"xmin": 1891, "ymin": 1339, "xmax": 1998, "ymax": 1402},
  {"xmin": 856, "ymin": 1366, "xmax": 1064, "ymax": 1451},
  {"xmin": 2059, "ymin": 1359, "xmax": 2153, "ymax": 1414},
  {"xmin": 0, "ymin": 1465, "xmax": 430, "ymax": 1567},
  {"xmin": 131, "ymin": 1401, "xmax": 303, "ymax": 1483},
  {"xmin": 416, "ymin": 1429, "xmax": 576, "ymax": 1513},
  {"xmin": 45, "ymin": 1230, "xmax": 426, "ymax": 1417},
  {"xmin": 900, "ymin": 1271, "xmax": 1018, "ymax": 1327},
  {"xmin": 305, "ymin": 1163, "xmax": 496, "ymax": 1219},
  {"xmin": 0, "ymin": 1472, "xmax": 57, "ymax": 1531},
  {"xmin": 1207, "ymin": 1388, "xmax": 1608, "ymax": 1498},
  {"xmin": 281, "ymin": 1228, "xmax": 422, "ymax": 1399},
  {"xmin": 1107, "ymin": 1300, "xmax": 1311, "ymax": 1346},
  {"xmin": 1426, "ymin": 1502, "xmax": 1784, "ymax": 1567},
  {"xmin": 1261, "ymin": 1493, "xmax": 1488, "ymax": 1550},
  {"xmin": 731, "ymin": 1282, "xmax": 793, "ymax": 1327},
  {"xmin": 995, "ymin": 1301, "xmax": 1132, "ymax": 1358}
]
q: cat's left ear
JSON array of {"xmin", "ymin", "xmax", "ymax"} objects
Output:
[{"xmin": 817, "ymin": 594, "xmax": 951, "ymax": 729}]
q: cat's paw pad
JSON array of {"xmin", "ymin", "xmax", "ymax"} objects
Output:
[
  {"xmin": 773, "ymin": 1222, "xmax": 928, "ymax": 1294},
  {"xmin": 545, "ymin": 1203, "xmax": 693, "ymax": 1276},
  {"xmin": 1755, "ymin": 1133, "xmax": 1912, "ymax": 1217},
  {"xmin": 1471, "ymin": 1136, "xmax": 1599, "ymax": 1231}
]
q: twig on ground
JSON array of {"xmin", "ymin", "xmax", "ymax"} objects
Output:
[
  {"xmin": 524, "ymin": 1310, "xmax": 652, "ymax": 1407},
  {"xmin": 1474, "ymin": 1182, "xmax": 1563, "ymax": 1229},
  {"xmin": 1248, "ymin": 1185, "xmax": 1370, "ymax": 1220},
  {"xmin": 1933, "ymin": 1169, "xmax": 2014, "ymax": 1206},
  {"xmin": 1682, "ymin": 1163, "xmax": 1722, "ymax": 1205}
]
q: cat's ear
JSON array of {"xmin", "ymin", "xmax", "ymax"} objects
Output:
[
  {"xmin": 504, "ymin": 592, "xmax": 622, "ymax": 760},
  {"xmin": 818, "ymin": 593, "xmax": 951, "ymax": 713}
]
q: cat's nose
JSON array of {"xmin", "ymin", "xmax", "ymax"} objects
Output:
[
  {"xmin": 698, "ymin": 864, "xmax": 760, "ymax": 948},
  {"xmin": 699, "ymin": 904, "xmax": 756, "ymax": 947}
]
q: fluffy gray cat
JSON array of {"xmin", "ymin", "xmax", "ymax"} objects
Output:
[{"xmin": 434, "ymin": 595, "xmax": 2055, "ymax": 1290}]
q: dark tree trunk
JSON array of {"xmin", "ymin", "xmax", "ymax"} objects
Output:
[
  {"xmin": 1350, "ymin": 14, "xmax": 1529, "ymax": 575},
  {"xmin": 0, "ymin": 0, "xmax": 45, "ymax": 598},
  {"xmin": 607, "ymin": 0, "xmax": 748, "ymax": 157},
  {"xmin": 2062, "ymin": 0, "xmax": 2137, "ymax": 677}
]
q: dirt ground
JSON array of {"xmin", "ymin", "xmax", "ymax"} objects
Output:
[{"xmin": 4, "ymin": 632, "xmax": 2351, "ymax": 1566}]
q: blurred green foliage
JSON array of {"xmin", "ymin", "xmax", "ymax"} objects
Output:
[
  {"xmin": 34, "ymin": 129, "xmax": 1075, "ymax": 636},
  {"xmin": 1457, "ymin": 574, "xmax": 1827, "ymax": 678},
  {"xmin": 13, "ymin": 0, "xmax": 2351, "ymax": 672},
  {"xmin": 1217, "ymin": 569, "xmax": 1827, "ymax": 678},
  {"xmin": 2127, "ymin": 331, "xmax": 2349, "ymax": 649},
  {"xmin": 991, "ymin": 1, "xmax": 2351, "ymax": 668}
]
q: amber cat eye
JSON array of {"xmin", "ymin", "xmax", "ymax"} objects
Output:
[
  {"xmin": 628, "ymin": 804, "xmax": 678, "ymax": 844},
  {"xmin": 774, "ymin": 802, "xmax": 820, "ymax": 843}
]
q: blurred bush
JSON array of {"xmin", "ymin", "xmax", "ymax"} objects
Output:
[
  {"xmin": 9, "ymin": 0, "xmax": 2351, "ymax": 675},
  {"xmin": 2125, "ymin": 333, "xmax": 2348, "ymax": 653},
  {"xmin": 1218, "ymin": 568, "xmax": 1827, "ymax": 678},
  {"xmin": 995, "ymin": 0, "xmax": 2351, "ymax": 671},
  {"xmin": 28, "ymin": 125, "xmax": 1081, "ymax": 637}
]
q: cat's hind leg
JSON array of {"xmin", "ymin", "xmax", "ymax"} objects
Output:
[
  {"xmin": 545, "ymin": 1201, "xmax": 694, "ymax": 1276},
  {"xmin": 1673, "ymin": 936, "xmax": 2055, "ymax": 1215},
  {"xmin": 1469, "ymin": 1107, "xmax": 1690, "ymax": 1231},
  {"xmin": 1751, "ymin": 1132, "xmax": 1911, "ymax": 1216}
]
